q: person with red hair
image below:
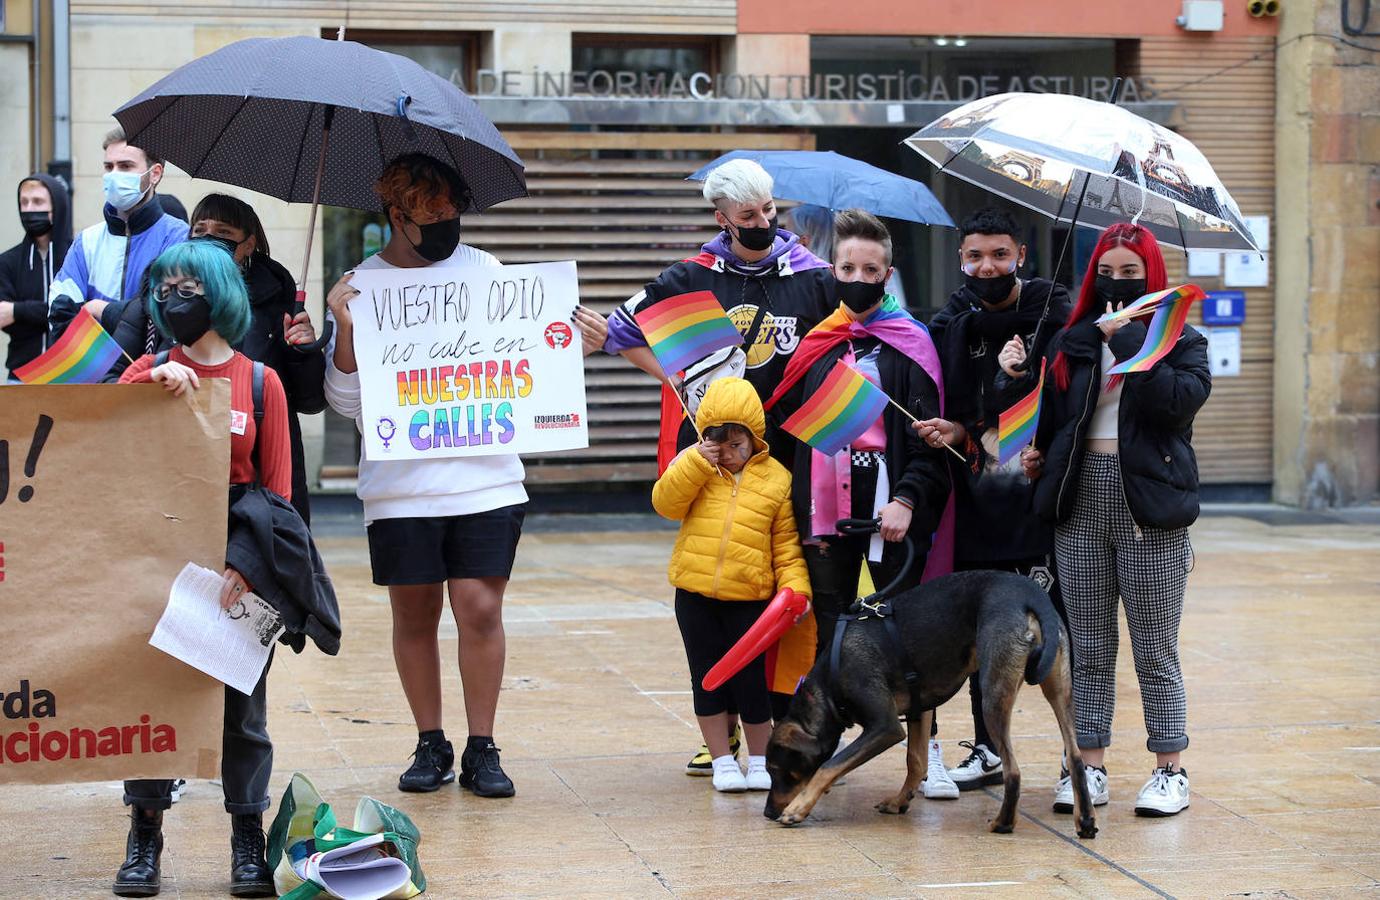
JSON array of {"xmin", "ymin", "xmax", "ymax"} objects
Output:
[{"xmin": 1000, "ymin": 223, "xmax": 1210, "ymax": 819}]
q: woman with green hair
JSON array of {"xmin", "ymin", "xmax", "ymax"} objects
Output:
[{"xmin": 115, "ymin": 239, "xmax": 292, "ymax": 897}]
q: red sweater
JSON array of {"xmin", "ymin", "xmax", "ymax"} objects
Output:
[{"xmin": 121, "ymin": 348, "xmax": 293, "ymax": 501}]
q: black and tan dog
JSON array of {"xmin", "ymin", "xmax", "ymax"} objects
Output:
[{"xmin": 763, "ymin": 570, "xmax": 1098, "ymax": 839}]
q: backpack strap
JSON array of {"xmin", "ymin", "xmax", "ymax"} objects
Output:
[{"xmin": 251, "ymin": 361, "xmax": 265, "ymax": 487}]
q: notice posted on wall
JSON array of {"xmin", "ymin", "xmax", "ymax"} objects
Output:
[
  {"xmin": 150, "ymin": 563, "xmax": 283, "ymax": 696},
  {"xmin": 347, "ymin": 260, "xmax": 589, "ymax": 461}
]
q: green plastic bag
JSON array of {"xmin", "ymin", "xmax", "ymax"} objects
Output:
[{"xmin": 266, "ymin": 772, "xmax": 426, "ymax": 899}]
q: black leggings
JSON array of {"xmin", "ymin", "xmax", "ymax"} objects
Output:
[
  {"xmin": 675, "ymin": 590, "xmax": 773, "ymax": 723},
  {"xmin": 961, "ymin": 557, "xmax": 1067, "ymax": 750}
]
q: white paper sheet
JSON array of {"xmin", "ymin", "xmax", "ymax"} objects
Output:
[
  {"xmin": 1187, "ymin": 251, "xmax": 1222, "ymax": 278},
  {"xmin": 150, "ymin": 563, "xmax": 283, "ymax": 695},
  {"xmin": 1205, "ymin": 327, "xmax": 1242, "ymax": 377},
  {"xmin": 1223, "ymin": 251, "xmax": 1268, "ymax": 288}
]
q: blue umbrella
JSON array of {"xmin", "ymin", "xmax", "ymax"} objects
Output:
[{"xmin": 688, "ymin": 150, "xmax": 954, "ymax": 227}]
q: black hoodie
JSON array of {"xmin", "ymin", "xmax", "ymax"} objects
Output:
[
  {"xmin": 927, "ymin": 278, "xmax": 1071, "ymax": 563},
  {"xmin": 0, "ymin": 174, "xmax": 72, "ymax": 375}
]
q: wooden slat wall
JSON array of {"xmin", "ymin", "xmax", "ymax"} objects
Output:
[
  {"xmin": 70, "ymin": 1, "xmax": 736, "ymax": 31},
  {"xmin": 460, "ymin": 129, "xmax": 812, "ymax": 483},
  {"xmin": 1138, "ymin": 37, "xmax": 1275, "ymax": 484}
]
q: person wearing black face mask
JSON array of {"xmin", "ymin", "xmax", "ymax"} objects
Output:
[
  {"xmin": 916, "ymin": 207, "xmax": 1072, "ymax": 793},
  {"xmin": 765, "ymin": 212, "xmax": 950, "ymax": 774},
  {"xmin": 1008, "ymin": 223, "xmax": 1209, "ymax": 819},
  {"xmin": 116, "ymin": 239, "xmax": 307, "ymax": 897},
  {"xmin": 323, "ymin": 153, "xmax": 608, "ymax": 804},
  {"xmin": 0, "ymin": 174, "xmax": 72, "ymax": 377}
]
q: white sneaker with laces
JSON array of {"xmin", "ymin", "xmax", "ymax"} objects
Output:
[
  {"xmin": 745, "ymin": 756, "xmax": 771, "ymax": 791},
  {"xmin": 1053, "ymin": 765, "xmax": 1109, "ymax": 813},
  {"xmin": 712, "ymin": 755, "xmax": 747, "ymax": 792},
  {"xmin": 921, "ymin": 740, "xmax": 960, "ymax": 800},
  {"xmin": 947, "ymin": 741, "xmax": 1002, "ymax": 790},
  {"xmin": 1135, "ymin": 766, "xmax": 1189, "ymax": 817}
]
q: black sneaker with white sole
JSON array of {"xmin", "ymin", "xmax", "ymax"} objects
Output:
[
  {"xmin": 947, "ymin": 741, "xmax": 1003, "ymax": 791},
  {"xmin": 460, "ymin": 740, "xmax": 515, "ymax": 798},
  {"xmin": 398, "ymin": 736, "xmax": 455, "ymax": 793}
]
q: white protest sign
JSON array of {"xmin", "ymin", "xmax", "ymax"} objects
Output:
[{"xmin": 347, "ymin": 260, "xmax": 589, "ymax": 461}]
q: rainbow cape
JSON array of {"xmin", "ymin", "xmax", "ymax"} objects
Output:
[
  {"xmin": 634, "ymin": 290, "xmax": 743, "ymax": 376},
  {"xmin": 997, "ymin": 358, "xmax": 1046, "ymax": 466},
  {"xmin": 780, "ymin": 359, "xmax": 889, "ymax": 457},
  {"xmin": 1106, "ymin": 285, "xmax": 1205, "ymax": 375},
  {"xmin": 14, "ymin": 306, "xmax": 124, "ymax": 384}
]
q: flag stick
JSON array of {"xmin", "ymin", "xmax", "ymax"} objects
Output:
[{"xmin": 884, "ymin": 395, "xmax": 966, "ymax": 461}]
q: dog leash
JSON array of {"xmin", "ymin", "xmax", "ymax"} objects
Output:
[{"xmin": 824, "ymin": 521, "xmax": 928, "ymax": 722}]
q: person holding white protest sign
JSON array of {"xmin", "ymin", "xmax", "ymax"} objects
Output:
[{"xmin": 324, "ymin": 153, "xmax": 603, "ymax": 801}]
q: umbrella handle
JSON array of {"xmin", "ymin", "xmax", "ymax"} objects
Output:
[{"xmin": 290, "ymin": 289, "xmax": 333, "ymax": 354}]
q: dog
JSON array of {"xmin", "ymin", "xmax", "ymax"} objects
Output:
[{"xmin": 763, "ymin": 570, "xmax": 1098, "ymax": 839}]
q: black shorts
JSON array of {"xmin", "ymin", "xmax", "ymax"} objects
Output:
[{"xmin": 366, "ymin": 504, "xmax": 527, "ymax": 586}]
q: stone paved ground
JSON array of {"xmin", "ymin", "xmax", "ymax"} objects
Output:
[{"xmin": 3, "ymin": 510, "xmax": 1378, "ymax": 898}]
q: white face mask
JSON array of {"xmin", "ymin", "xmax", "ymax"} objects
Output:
[{"xmin": 103, "ymin": 168, "xmax": 150, "ymax": 212}]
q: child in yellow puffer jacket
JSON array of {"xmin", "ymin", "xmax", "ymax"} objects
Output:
[{"xmin": 652, "ymin": 377, "xmax": 813, "ymax": 793}]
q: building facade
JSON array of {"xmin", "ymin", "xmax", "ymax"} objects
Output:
[{"xmin": 1, "ymin": 0, "xmax": 1375, "ymax": 505}]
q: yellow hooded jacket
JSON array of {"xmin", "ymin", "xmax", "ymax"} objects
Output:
[{"xmin": 653, "ymin": 377, "xmax": 810, "ymax": 601}]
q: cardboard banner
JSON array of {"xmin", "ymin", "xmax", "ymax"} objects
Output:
[
  {"xmin": 347, "ymin": 260, "xmax": 589, "ymax": 461},
  {"xmin": 0, "ymin": 383, "xmax": 231, "ymax": 785}
]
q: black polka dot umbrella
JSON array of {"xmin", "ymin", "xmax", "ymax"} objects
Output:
[{"xmin": 114, "ymin": 34, "xmax": 528, "ymax": 348}]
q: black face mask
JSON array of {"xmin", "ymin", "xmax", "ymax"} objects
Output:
[
  {"xmin": 729, "ymin": 215, "xmax": 778, "ymax": 253},
  {"xmin": 837, "ymin": 277, "xmax": 886, "ymax": 314},
  {"xmin": 20, "ymin": 211, "xmax": 53, "ymax": 237},
  {"xmin": 161, "ymin": 291, "xmax": 213, "ymax": 345},
  {"xmin": 1094, "ymin": 275, "xmax": 1147, "ymax": 310},
  {"xmin": 405, "ymin": 216, "xmax": 462, "ymax": 263},
  {"xmin": 963, "ymin": 270, "xmax": 1017, "ymax": 305},
  {"xmin": 191, "ymin": 233, "xmax": 242, "ymax": 257}
]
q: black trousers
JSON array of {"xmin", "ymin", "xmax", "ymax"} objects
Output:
[
  {"xmin": 123, "ymin": 651, "xmax": 274, "ymax": 815},
  {"xmin": 675, "ymin": 590, "xmax": 773, "ymax": 724},
  {"xmin": 958, "ymin": 557, "xmax": 1066, "ymax": 750}
]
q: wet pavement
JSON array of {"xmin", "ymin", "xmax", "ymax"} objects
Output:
[{"xmin": 2, "ymin": 508, "xmax": 1378, "ymax": 898}]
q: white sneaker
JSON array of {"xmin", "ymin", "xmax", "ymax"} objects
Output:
[
  {"xmin": 1053, "ymin": 765, "xmax": 1109, "ymax": 813},
  {"xmin": 921, "ymin": 740, "xmax": 960, "ymax": 800},
  {"xmin": 1135, "ymin": 766, "xmax": 1190, "ymax": 817},
  {"xmin": 947, "ymin": 741, "xmax": 1002, "ymax": 791},
  {"xmin": 169, "ymin": 778, "xmax": 186, "ymax": 803},
  {"xmin": 712, "ymin": 755, "xmax": 747, "ymax": 792},
  {"xmin": 745, "ymin": 756, "xmax": 771, "ymax": 791}
]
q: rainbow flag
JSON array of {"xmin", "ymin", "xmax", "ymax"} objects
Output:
[
  {"xmin": 997, "ymin": 358, "xmax": 1046, "ymax": 466},
  {"xmin": 781, "ymin": 360, "xmax": 889, "ymax": 457},
  {"xmin": 634, "ymin": 290, "xmax": 744, "ymax": 376},
  {"xmin": 14, "ymin": 305, "xmax": 124, "ymax": 384},
  {"xmin": 1106, "ymin": 285, "xmax": 1205, "ymax": 375}
]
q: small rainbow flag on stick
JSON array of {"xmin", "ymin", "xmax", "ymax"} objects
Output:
[
  {"xmin": 1106, "ymin": 285, "xmax": 1205, "ymax": 375},
  {"xmin": 781, "ymin": 360, "xmax": 889, "ymax": 457},
  {"xmin": 14, "ymin": 305, "xmax": 126, "ymax": 384},
  {"xmin": 997, "ymin": 358, "xmax": 1046, "ymax": 466},
  {"xmin": 634, "ymin": 290, "xmax": 744, "ymax": 376}
]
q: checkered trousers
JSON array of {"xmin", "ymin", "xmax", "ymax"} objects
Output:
[{"xmin": 1054, "ymin": 452, "xmax": 1192, "ymax": 754}]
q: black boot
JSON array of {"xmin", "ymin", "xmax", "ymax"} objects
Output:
[
  {"xmin": 112, "ymin": 807, "xmax": 163, "ymax": 897},
  {"xmin": 229, "ymin": 813, "xmax": 274, "ymax": 897}
]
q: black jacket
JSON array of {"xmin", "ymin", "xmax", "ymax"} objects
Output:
[
  {"xmin": 1026, "ymin": 313, "xmax": 1211, "ymax": 530},
  {"xmin": 106, "ymin": 252, "xmax": 326, "ymax": 521},
  {"xmin": 778, "ymin": 338, "xmax": 950, "ymax": 561},
  {"xmin": 0, "ymin": 174, "xmax": 72, "ymax": 374},
  {"xmin": 226, "ymin": 483, "xmax": 340, "ymax": 656},
  {"xmin": 928, "ymin": 278, "xmax": 1070, "ymax": 563}
]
